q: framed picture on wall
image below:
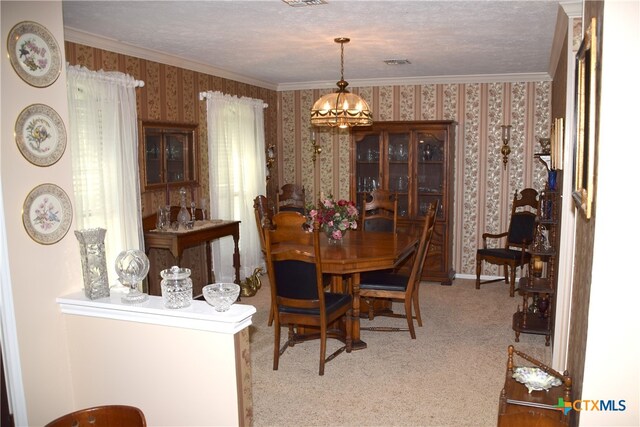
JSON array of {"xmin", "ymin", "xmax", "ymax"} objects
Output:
[{"xmin": 572, "ymin": 17, "xmax": 599, "ymax": 220}]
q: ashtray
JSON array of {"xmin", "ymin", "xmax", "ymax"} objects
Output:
[{"xmin": 512, "ymin": 366, "xmax": 562, "ymax": 393}]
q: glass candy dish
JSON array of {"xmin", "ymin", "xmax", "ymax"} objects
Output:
[
  {"xmin": 202, "ymin": 283, "xmax": 240, "ymax": 312},
  {"xmin": 512, "ymin": 366, "xmax": 562, "ymax": 393}
]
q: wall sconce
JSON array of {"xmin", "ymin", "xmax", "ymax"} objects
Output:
[
  {"xmin": 266, "ymin": 144, "xmax": 276, "ymax": 180},
  {"xmin": 501, "ymin": 124, "xmax": 512, "ymax": 170},
  {"xmin": 310, "ymin": 130, "xmax": 322, "ymax": 163}
]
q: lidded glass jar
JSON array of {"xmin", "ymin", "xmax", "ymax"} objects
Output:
[{"xmin": 160, "ymin": 265, "xmax": 192, "ymax": 309}]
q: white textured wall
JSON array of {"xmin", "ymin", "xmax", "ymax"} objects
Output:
[{"xmin": 1, "ymin": 2, "xmax": 78, "ymax": 424}]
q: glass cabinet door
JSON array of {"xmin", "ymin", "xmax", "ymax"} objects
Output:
[
  {"xmin": 417, "ymin": 130, "xmax": 445, "ymax": 220},
  {"xmin": 140, "ymin": 122, "xmax": 197, "ymax": 190},
  {"xmin": 354, "ymin": 134, "xmax": 381, "ymax": 210},
  {"xmin": 388, "ymin": 132, "xmax": 410, "ymax": 218}
]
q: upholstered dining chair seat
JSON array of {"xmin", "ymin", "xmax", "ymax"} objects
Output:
[
  {"xmin": 279, "ymin": 292, "xmax": 352, "ymax": 315},
  {"xmin": 476, "ymin": 248, "xmax": 528, "ymax": 261},
  {"xmin": 359, "ymin": 270, "xmax": 409, "ymax": 292}
]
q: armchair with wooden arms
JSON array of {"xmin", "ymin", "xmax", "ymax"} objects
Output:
[
  {"xmin": 276, "ymin": 183, "xmax": 306, "ymax": 214},
  {"xmin": 361, "ymin": 189, "xmax": 398, "ymax": 233},
  {"xmin": 476, "ymin": 188, "xmax": 539, "ymax": 297},
  {"xmin": 264, "ymin": 212, "xmax": 352, "ymax": 375}
]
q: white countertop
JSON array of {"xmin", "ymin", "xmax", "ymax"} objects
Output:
[{"xmin": 57, "ymin": 291, "xmax": 256, "ymax": 334}]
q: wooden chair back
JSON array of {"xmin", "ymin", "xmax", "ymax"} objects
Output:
[
  {"xmin": 276, "ymin": 183, "xmax": 306, "ymax": 214},
  {"xmin": 361, "ymin": 189, "xmax": 398, "ymax": 233},
  {"xmin": 253, "ymin": 195, "xmax": 275, "ymax": 252},
  {"xmin": 46, "ymin": 405, "xmax": 146, "ymax": 427},
  {"xmin": 505, "ymin": 188, "xmax": 539, "ymax": 250}
]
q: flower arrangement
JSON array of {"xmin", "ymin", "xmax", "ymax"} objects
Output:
[{"xmin": 308, "ymin": 195, "xmax": 359, "ymax": 241}]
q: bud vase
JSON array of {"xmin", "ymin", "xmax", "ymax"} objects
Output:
[{"xmin": 75, "ymin": 228, "xmax": 110, "ymax": 300}]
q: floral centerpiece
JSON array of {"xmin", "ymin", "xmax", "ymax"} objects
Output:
[{"xmin": 308, "ymin": 195, "xmax": 359, "ymax": 242}]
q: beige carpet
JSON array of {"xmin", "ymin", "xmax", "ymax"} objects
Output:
[{"xmin": 246, "ymin": 277, "xmax": 551, "ymax": 427}]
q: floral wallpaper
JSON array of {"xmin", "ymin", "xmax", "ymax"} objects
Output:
[{"xmin": 278, "ymin": 81, "xmax": 551, "ymax": 277}]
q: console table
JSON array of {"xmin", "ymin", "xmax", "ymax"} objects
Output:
[{"xmin": 144, "ymin": 220, "xmax": 241, "ymax": 294}]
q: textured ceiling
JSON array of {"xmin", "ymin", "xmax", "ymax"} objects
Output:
[{"xmin": 62, "ymin": 0, "xmax": 562, "ymax": 90}]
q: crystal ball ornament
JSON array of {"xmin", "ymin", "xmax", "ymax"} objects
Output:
[{"xmin": 115, "ymin": 249, "xmax": 150, "ymax": 304}]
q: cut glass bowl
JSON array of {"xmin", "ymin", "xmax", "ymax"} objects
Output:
[
  {"xmin": 512, "ymin": 366, "xmax": 562, "ymax": 393},
  {"xmin": 203, "ymin": 283, "xmax": 240, "ymax": 312}
]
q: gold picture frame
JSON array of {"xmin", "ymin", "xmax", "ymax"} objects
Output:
[{"xmin": 572, "ymin": 17, "xmax": 599, "ymax": 220}]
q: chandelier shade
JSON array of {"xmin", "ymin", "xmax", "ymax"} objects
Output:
[{"xmin": 310, "ymin": 38, "xmax": 373, "ymax": 129}]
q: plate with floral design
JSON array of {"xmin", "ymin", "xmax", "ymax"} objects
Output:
[
  {"xmin": 7, "ymin": 21, "xmax": 61, "ymax": 87},
  {"xmin": 15, "ymin": 104, "xmax": 66, "ymax": 167},
  {"xmin": 23, "ymin": 183, "xmax": 73, "ymax": 245}
]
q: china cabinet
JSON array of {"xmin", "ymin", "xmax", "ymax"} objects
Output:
[
  {"xmin": 513, "ymin": 166, "xmax": 563, "ymax": 346},
  {"xmin": 139, "ymin": 121, "xmax": 198, "ymax": 190},
  {"xmin": 351, "ymin": 121, "xmax": 456, "ymax": 284}
]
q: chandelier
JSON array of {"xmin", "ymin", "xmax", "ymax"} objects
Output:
[{"xmin": 310, "ymin": 37, "xmax": 373, "ymax": 129}]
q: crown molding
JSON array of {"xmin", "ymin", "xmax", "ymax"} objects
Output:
[
  {"xmin": 64, "ymin": 27, "xmax": 279, "ymax": 91},
  {"xmin": 65, "ymin": 27, "xmax": 552, "ymax": 94},
  {"xmin": 277, "ymin": 73, "xmax": 552, "ymax": 91}
]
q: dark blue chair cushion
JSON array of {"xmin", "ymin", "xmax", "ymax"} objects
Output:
[
  {"xmin": 279, "ymin": 292, "xmax": 352, "ymax": 315},
  {"xmin": 477, "ymin": 248, "xmax": 530, "ymax": 261},
  {"xmin": 359, "ymin": 270, "xmax": 409, "ymax": 292},
  {"xmin": 363, "ymin": 217, "xmax": 394, "ymax": 232},
  {"xmin": 508, "ymin": 213, "xmax": 536, "ymax": 245},
  {"xmin": 274, "ymin": 259, "xmax": 319, "ymax": 300}
]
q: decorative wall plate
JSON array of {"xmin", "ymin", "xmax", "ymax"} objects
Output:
[
  {"xmin": 7, "ymin": 21, "xmax": 61, "ymax": 87},
  {"xmin": 15, "ymin": 104, "xmax": 66, "ymax": 166},
  {"xmin": 23, "ymin": 183, "xmax": 72, "ymax": 245}
]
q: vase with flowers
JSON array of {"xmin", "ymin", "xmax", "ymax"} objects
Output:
[{"xmin": 307, "ymin": 195, "xmax": 358, "ymax": 243}]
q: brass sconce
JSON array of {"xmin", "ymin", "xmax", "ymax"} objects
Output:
[
  {"xmin": 310, "ymin": 130, "xmax": 322, "ymax": 163},
  {"xmin": 501, "ymin": 125, "xmax": 512, "ymax": 170},
  {"xmin": 266, "ymin": 144, "xmax": 276, "ymax": 180}
]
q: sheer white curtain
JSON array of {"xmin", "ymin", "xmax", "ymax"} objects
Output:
[
  {"xmin": 201, "ymin": 91, "xmax": 266, "ymax": 282},
  {"xmin": 66, "ymin": 64, "xmax": 144, "ymax": 275}
]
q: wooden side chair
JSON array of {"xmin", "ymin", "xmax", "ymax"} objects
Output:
[
  {"xmin": 264, "ymin": 213, "xmax": 352, "ymax": 375},
  {"xmin": 253, "ymin": 194, "xmax": 275, "ymax": 253},
  {"xmin": 358, "ymin": 200, "xmax": 438, "ymax": 339},
  {"xmin": 476, "ymin": 188, "xmax": 539, "ymax": 297},
  {"xmin": 276, "ymin": 183, "xmax": 306, "ymax": 214},
  {"xmin": 361, "ymin": 189, "xmax": 398, "ymax": 233},
  {"xmin": 46, "ymin": 405, "xmax": 146, "ymax": 427}
]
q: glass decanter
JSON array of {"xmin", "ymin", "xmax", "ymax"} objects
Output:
[{"xmin": 177, "ymin": 187, "xmax": 191, "ymax": 228}]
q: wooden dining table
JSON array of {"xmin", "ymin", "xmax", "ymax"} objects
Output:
[{"xmin": 317, "ymin": 230, "xmax": 419, "ymax": 349}]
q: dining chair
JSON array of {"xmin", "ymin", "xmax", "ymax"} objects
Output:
[
  {"xmin": 276, "ymin": 183, "xmax": 306, "ymax": 214},
  {"xmin": 476, "ymin": 188, "xmax": 539, "ymax": 297},
  {"xmin": 253, "ymin": 194, "xmax": 275, "ymax": 253},
  {"xmin": 264, "ymin": 215, "xmax": 352, "ymax": 375},
  {"xmin": 361, "ymin": 189, "xmax": 398, "ymax": 233},
  {"xmin": 358, "ymin": 200, "xmax": 438, "ymax": 339},
  {"xmin": 45, "ymin": 405, "xmax": 146, "ymax": 427}
]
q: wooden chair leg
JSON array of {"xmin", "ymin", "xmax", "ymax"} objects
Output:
[
  {"xmin": 475, "ymin": 258, "xmax": 482, "ymax": 289},
  {"xmin": 405, "ymin": 298, "xmax": 416, "ymax": 339},
  {"xmin": 503, "ymin": 265, "xmax": 509, "ymax": 284},
  {"xmin": 268, "ymin": 305, "xmax": 274, "ymax": 326},
  {"xmin": 509, "ymin": 265, "xmax": 516, "ymax": 297},
  {"xmin": 345, "ymin": 310, "xmax": 353, "ymax": 353},
  {"xmin": 273, "ymin": 319, "xmax": 280, "ymax": 371},
  {"xmin": 413, "ymin": 287, "xmax": 423, "ymax": 327},
  {"xmin": 319, "ymin": 323, "xmax": 327, "ymax": 376}
]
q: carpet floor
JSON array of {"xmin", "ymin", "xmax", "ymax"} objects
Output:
[{"xmin": 246, "ymin": 277, "xmax": 551, "ymax": 427}]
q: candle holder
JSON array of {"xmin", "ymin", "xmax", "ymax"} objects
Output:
[{"xmin": 532, "ymin": 256, "xmax": 543, "ymax": 278}]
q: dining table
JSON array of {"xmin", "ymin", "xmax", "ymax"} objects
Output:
[{"xmin": 317, "ymin": 230, "xmax": 419, "ymax": 349}]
